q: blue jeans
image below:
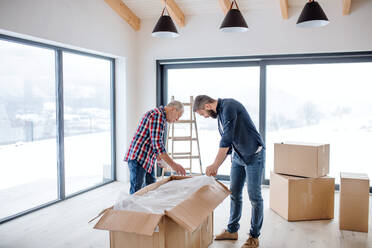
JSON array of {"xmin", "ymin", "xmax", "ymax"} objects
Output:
[
  {"xmin": 128, "ymin": 159, "xmax": 156, "ymax": 194},
  {"xmin": 227, "ymin": 149, "xmax": 265, "ymax": 238}
]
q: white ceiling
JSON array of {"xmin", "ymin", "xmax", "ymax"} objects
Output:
[{"xmin": 123, "ymin": 0, "xmax": 366, "ymax": 18}]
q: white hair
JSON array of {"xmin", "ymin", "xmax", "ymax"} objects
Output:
[{"xmin": 166, "ymin": 100, "xmax": 184, "ymax": 112}]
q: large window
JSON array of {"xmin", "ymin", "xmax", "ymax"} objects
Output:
[
  {"xmin": 63, "ymin": 52, "xmax": 113, "ymax": 195},
  {"xmin": 158, "ymin": 54, "xmax": 372, "ymax": 191},
  {"xmin": 167, "ymin": 66, "xmax": 260, "ymax": 177},
  {"xmin": 0, "ymin": 35, "xmax": 115, "ymax": 223},
  {"xmin": 0, "ymin": 39, "xmax": 57, "ymax": 220},
  {"xmin": 266, "ymin": 63, "xmax": 372, "ymax": 183}
]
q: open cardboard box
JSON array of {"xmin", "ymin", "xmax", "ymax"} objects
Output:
[{"xmin": 91, "ymin": 176, "xmax": 230, "ymax": 248}]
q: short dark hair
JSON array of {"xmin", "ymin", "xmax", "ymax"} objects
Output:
[{"xmin": 193, "ymin": 95, "xmax": 215, "ymax": 112}]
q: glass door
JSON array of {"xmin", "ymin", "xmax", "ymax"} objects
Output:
[{"xmin": 167, "ymin": 66, "xmax": 260, "ymax": 177}]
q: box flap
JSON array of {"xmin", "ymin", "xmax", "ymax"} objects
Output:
[
  {"xmin": 134, "ymin": 176, "xmax": 192, "ymax": 196},
  {"xmin": 277, "ymin": 141, "xmax": 326, "ymax": 147},
  {"xmin": 275, "ymin": 173, "xmax": 332, "ymax": 181},
  {"xmin": 94, "ymin": 209, "xmax": 163, "ymax": 236},
  {"xmin": 135, "ymin": 176, "xmax": 173, "ymax": 195},
  {"xmin": 170, "ymin": 175, "xmax": 193, "ymax": 180},
  {"xmin": 340, "ymin": 172, "xmax": 369, "ymax": 180},
  {"xmin": 165, "ymin": 179, "xmax": 230, "ymax": 232}
]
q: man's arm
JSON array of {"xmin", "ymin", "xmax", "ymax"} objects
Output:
[
  {"xmin": 158, "ymin": 153, "xmax": 186, "ymax": 175},
  {"xmin": 206, "ymin": 147, "xmax": 229, "ymax": 176},
  {"xmin": 206, "ymin": 105, "xmax": 238, "ymax": 176},
  {"xmin": 149, "ymin": 115, "xmax": 186, "ymax": 176}
]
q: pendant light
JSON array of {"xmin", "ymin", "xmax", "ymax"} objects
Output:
[
  {"xmin": 152, "ymin": 0, "xmax": 179, "ymax": 38},
  {"xmin": 297, "ymin": 0, "xmax": 329, "ymax": 28},
  {"xmin": 220, "ymin": 0, "xmax": 248, "ymax": 33}
]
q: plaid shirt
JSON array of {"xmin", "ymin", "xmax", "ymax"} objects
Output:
[{"xmin": 124, "ymin": 106, "xmax": 167, "ymax": 173}]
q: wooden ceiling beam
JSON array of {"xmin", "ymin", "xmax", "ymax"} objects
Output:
[
  {"xmin": 105, "ymin": 0, "xmax": 140, "ymax": 31},
  {"xmin": 342, "ymin": 0, "xmax": 352, "ymax": 15},
  {"xmin": 161, "ymin": 0, "xmax": 186, "ymax": 27},
  {"xmin": 279, "ymin": 0, "xmax": 289, "ymax": 19},
  {"xmin": 219, "ymin": 0, "xmax": 231, "ymax": 15}
]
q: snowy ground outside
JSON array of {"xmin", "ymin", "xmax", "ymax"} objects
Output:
[
  {"xmin": 0, "ymin": 132, "xmax": 111, "ymax": 219},
  {"xmin": 173, "ymin": 117, "xmax": 372, "ymax": 183},
  {"xmin": 1, "ymin": 119, "xmax": 372, "ymax": 220}
]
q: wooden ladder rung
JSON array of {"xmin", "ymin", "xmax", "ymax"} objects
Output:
[
  {"xmin": 169, "ymin": 152, "xmax": 191, "ymax": 155},
  {"xmin": 162, "ymin": 167, "xmax": 191, "ymax": 171},
  {"xmin": 173, "ymin": 155, "xmax": 200, "ymax": 159},
  {"xmin": 169, "ymin": 136, "xmax": 197, "ymax": 141},
  {"xmin": 176, "ymin": 120, "xmax": 195, "ymax": 124}
]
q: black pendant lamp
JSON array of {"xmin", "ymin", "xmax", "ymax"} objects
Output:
[
  {"xmin": 152, "ymin": 1, "xmax": 179, "ymax": 38},
  {"xmin": 297, "ymin": 0, "xmax": 329, "ymax": 28},
  {"xmin": 220, "ymin": 0, "xmax": 248, "ymax": 32}
]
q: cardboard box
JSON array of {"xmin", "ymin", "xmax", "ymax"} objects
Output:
[
  {"xmin": 274, "ymin": 142, "xmax": 330, "ymax": 178},
  {"xmin": 339, "ymin": 172, "xmax": 370, "ymax": 232},
  {"xmin": 270, "ymin": 172, "xmax": 334, "ymax": 221},
  {"xmin": 92, "ymin": 176, "xmax": 230, "ymax": 248}
]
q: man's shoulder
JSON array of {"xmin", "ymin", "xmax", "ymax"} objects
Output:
[
  {"xmin": 221, "ymin": 98, "xmax": 242, "ymax": 109},
  {"xmin": 144, "ymin": 107, "xmax": 165, "ymax": 120}
]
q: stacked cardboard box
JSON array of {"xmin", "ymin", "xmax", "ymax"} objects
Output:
[
  {"xmin": 270, "ymin": 142, "xmax": 335, "ymax": 221},
  {"xmin": 92, "ymin": 176, "xmax": 230, "ymax": 248}
]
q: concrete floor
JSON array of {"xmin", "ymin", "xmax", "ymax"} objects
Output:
[{"xmin": 0, "ymin": 181, "xmax": 371, "ymax": 248}]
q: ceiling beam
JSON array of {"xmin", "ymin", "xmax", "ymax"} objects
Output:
[
  {"xmin": 342, "ymin": 0, "xmax": 352, "ymax": 15},
  {"xmin": 219, "ymin": 0, "xmax": 231, "ymax": 15},
  {"xmin": 161, "ymin": 0, "xmax": 186, "ymax": 27},
  {"xmin": 279, "ymin": 0, "xmax": 289, "ymax": 19},
  {"xmin": 105, "ymin": 0, "xmax": 140, "ymax": 31}
]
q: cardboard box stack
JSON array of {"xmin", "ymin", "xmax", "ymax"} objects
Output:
[
  {"xmin": 92, "ymin": 176, "xmax": 230, "ymax": 248},
  {"xmin": 339, "ymin": 172, "xmax": 369, "ymax": 232},
  {"xmin": 270, "ymin": 142, "xmax": 335, "ymax": 221}
]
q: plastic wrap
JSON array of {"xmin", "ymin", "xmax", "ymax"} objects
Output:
[{"xmin": 114, "ymin": 176, "xmax": 216, "ymax": 214}]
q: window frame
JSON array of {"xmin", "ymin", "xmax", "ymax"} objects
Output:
[
  {"xmin": 0, "ymin": 34, "xmax": 116, "ymax": 224},
  {"xmin": 156, "ymin": 51, "xmax": 372, "ymax": 192}
]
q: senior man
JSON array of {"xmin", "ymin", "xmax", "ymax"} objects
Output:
[{"xmin": 124, "ymin": 101, "xmax": 186, "ymax": 194}]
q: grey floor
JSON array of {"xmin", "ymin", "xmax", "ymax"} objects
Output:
[{"xmin": 0, "ymin": 181, "xmax": 371, "ymax": 248}]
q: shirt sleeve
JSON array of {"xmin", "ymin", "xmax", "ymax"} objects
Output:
[
  {"xmin": 149, "ymin": 113, "xmax": 167, "ymax": 156},
  {"xmin": 219, "ymin": 105, "xmax": 237, "ymax": 148}
]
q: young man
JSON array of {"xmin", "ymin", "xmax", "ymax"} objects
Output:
[
  {"xmin": 124, "ymin": 101, "xmax": 186, "ymax": 194},
  {"xmin": 193, "ymin": 95, "xmax": 265, "ymax": 248}
]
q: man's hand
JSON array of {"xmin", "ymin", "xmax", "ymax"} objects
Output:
[
  {"xmin": 206, "ymin": 164, "xmax": 219, "ymax": 177},
  {"xmin": 158, "ymin": 152, "xmax": 186, "ymax": 175},
  {"xmin": 157, "ymin": 159, "xmax": 168, "ymax": 169},
  {"xmin": 205, "ymin": 147, "xmax": 229, "ymax": 177},
  {"xmin": 171, "ymin": 162, "xmax": 186, "ymax": 176}
]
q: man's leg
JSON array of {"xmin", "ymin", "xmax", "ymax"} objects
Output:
[
  {"xmin": 145, "ymin": 167, "xmax": 157, "ymax": 186},
  {"xmin": 245, "ymin": 150, "xmax": 265, "ymax": 239},
  {"xmin": 128, "ymin": 159, "xmax": 146, "ymax": 194},
  {"xmin": 227, "ymin": 154, "xmax": 247, "ymax": 233}
]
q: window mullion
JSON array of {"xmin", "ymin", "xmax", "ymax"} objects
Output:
[{"xmin": 55, "ymin": 49, "xmax": 65, "ymax": 200}]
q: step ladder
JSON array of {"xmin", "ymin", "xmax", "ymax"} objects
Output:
[{"xmin": 161, "ymin": 96, "xmax": 203, "ymax": 178}]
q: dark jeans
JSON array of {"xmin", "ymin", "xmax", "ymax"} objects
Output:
[
  {"xmin": 227, "ymin": 149, "xmax": 265, "ymax": 238},
  {"xmin": 128, "ymin": 159, "xmax": 156, "ymax": 194}
]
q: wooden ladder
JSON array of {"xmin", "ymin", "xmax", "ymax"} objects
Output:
[{"xmin": 161, "ymin": 96, "xmax": 203, "ymax": 178}]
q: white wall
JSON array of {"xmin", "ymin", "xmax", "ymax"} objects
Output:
[
  {"xmin": 0, "ymin": 0, "xmax": 137, "ymax": 182},
  {"xmin": 1, "ymin": 0, "xmax": 372, "ymax": 183},
  {"xmin": 135, "ymin": 1, "xmax": 372, "ymax": 116}
]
